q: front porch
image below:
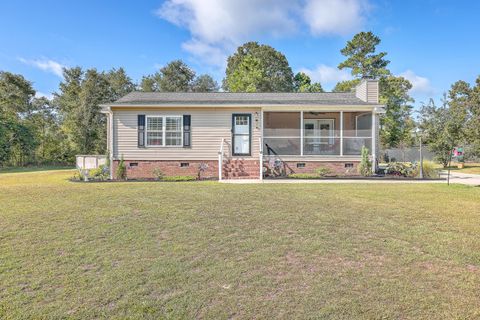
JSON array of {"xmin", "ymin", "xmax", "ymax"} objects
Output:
[
  {"xmin": 219, "ymin": 109, "xmax": 379, "ymax": 180},
  {"xmin": 260, "ymin": 110, "xmax": 378, "ymax": 178}
]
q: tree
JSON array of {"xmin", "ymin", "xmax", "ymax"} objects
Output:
[
  {"xmin": 332, "ymin": 79, "xmax": 360, "ymax": 92},
  {"xmin": 468, "ymin": 76, "xmax": 480, "ymax": 156},
  {"xmin": 223, "ymin": 42, "xmax": 294, "ymax": 92},
  {"xmin": 293, "ymin": 72, "xmax": 324, "ymax": 92},
  {"xmin": 335, "ymin": 31, "xmax": 413, "ymax": 148},
  {"xmin": 0, "ymin": 71, "xmax": 37, "ymax": 166},
  {"xmin": 159, "ymin": 60, "xmax": 195, "ymax": 92},
  {"xmin": 0, "ymin": 71, "xmax": 36, "ymax": 117},
  {"xmin": 420, "ymin": 83, "xmax": 470, "ymax": 168},
  {"xmin": 446, "ymin": 77, "xmax": 480, "ymax": 158},
  {"xmin": 105, "ymin": 68, "xmax": 135, "ymax": 101},
  {"xmin": 55, "ymin": 67, "xmax": 111, "ymax": 158},
  {"xmin": 24, "ymin": 97, "xmax": 67, "ymax": 164},
  {"xmin": 191, "ymin": 74, "xmax": 219, "ymax": 92},
  {"xmin": 225, "ymin": 55, "xmax": 265, "ymax": 93},
  {"xmin": 139, "ymin": 74, "xmax": 161, "ymax": 92},
  {"xmin": 338, "ymin": 31, "xmax": 390, "ymax": 79},
  {"xmin": 379, "ymin": 76, "xmax": 414, "ymax": 148},
  {"xmin": 139, "ymin": 60, "xmax": 197, "ymax": 92}
]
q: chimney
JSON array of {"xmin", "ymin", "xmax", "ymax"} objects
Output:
[{"xmin": 355, "ymin": 79, "xmax": 379, "ymax": 103}]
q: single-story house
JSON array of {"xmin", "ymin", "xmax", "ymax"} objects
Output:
[{"xmin": 100, "ymin": 79, "xmax": 385, "ymax": 180}]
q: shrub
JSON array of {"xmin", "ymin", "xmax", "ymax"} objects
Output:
[
  {"xmin": 89, "ymin": 165, "xmax": 109, "ymax": 181},
  {"xmin": 116, "ymin": 155, "xmax": 127, "ymax": 180},
  {"xmin": 152, "ymin": 167, "xmax": 164, "ymax": 180},
  {"xmin": 198, "ymin": 162, "xmax": 209, "ymax": 180},
  {"xmin": 386, "ymin": 162, "xmax": 415, "ymax": 177},
  {"xmin": 358, "ymin": 146, "xmax": 372, "ymax": 176},
  {"xmin": 162, "ymin": 175, "xmax": 196, "ymax": 182},
  {"xmin": 315, "ymin": 167, "xmax": 332, "ymax": 177},
  {"xmin": 72, "ymin": 169, "xmax": 85, "ymax": 181},
  {"xmin": 417, "ymin": 160, "xmax": 440, "ymax": 179}
]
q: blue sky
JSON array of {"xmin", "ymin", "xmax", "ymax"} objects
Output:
[{"xmin": 1, "ymin": 0, "xmax": 479, "ymax": 107}]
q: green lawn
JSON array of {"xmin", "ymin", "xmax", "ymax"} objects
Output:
[
  {"xmin": 1, "ymin": 170, "xmax": 480, "ymax": 319},
  {"xmin": 446, "ymin": 163, "xmax": 480, "ymax": 175},
  {"xmin": 0, "ymin": 165, "xmax": 74, "ymax": 174}
]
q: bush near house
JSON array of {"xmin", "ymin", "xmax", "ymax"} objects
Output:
[{"xmin": 358, "ymin": 146, "xmax": 372, "ymax": 176}]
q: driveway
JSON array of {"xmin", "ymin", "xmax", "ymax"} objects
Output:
[{"xmin": 440, "ymin": 171, "xmax": 480, "ymax": 186}]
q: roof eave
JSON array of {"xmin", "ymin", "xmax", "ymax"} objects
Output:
[{"xmin": 103, "ymin": 103, "xmax": 382, "ymax": 108}]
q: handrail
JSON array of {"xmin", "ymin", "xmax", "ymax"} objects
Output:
[
  {"xmin": 264, "ymin": 143, "xmax": 295, "ymax": 177},
  {"xmin": 218, "ymin": 138, "xmax": 224, "ymax": 180},
  {"xmin": 218, "ymin": 138, "xmax": 232, "ymax": 180},
  {"xmin": 259, "ymin": 137, "xmax": 263, "ymax": 180}
]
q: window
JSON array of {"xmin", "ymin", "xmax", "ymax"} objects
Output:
[
  {"xmin": 180, "ymin": 162, "xmax": 189, "ymax": 167},
  {"xmin": 166, "ymin": 117, "xmax": 182, "ymax": 146},
  {"xmin": 296, "ymin": 163, "xmax": 306, "ymax": 168},
  {"xmin": 146, "ymin": 116, "xmax": 183, "ymax": 147},
  {"xmin": 129, "ymin": 162, "xmax": 138, "ymax": 167}
]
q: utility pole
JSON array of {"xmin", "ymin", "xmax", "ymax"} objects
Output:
[{"xmin": 419, "ymin": 135, "xmax": 424, "ymax": 179}]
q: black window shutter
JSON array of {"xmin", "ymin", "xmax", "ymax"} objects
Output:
[
  {"xmin": 138, "ymin": 115, "xmax": 145, "ymax": 147},
  {"xmin": 183, "ymin": 115, "xmax": 191, "ymax": 147}
]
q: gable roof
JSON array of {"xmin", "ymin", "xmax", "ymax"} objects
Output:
[{"xmin": 104, "ymin": 91, "xmax": 379, "ymax": 107}]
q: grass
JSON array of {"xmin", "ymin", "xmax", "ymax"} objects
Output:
[
  {"xmin": 0, "ymin": 165, "xmax": 74, "ymax": 174},
  {"xmin": 446, "ymin": 163, "xmax": 480, "ymax": 175},
  {"xmin": 1, "ymin": 169, "xmax": 480, "ymax": 319}
]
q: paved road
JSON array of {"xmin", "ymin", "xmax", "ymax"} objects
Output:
[{"xmin": 440, "ymin": 171, "xmax": 480, "ymax": 186}]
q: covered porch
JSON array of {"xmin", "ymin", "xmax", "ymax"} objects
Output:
[{"xmin": 262, "ymin": 110, "xmax": 377, "ymax": 165}]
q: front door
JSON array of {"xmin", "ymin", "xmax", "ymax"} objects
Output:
[
  {"xmin": 304, "ymin": 119, "xmax": 334, "ymax": 145},
  {"xmin": 232, "ymin": 114, "xmax": 251, "ymax": 156}
]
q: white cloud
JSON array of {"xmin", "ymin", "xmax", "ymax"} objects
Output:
[
  {"xmin": 35, "ymin": 92, "xmax": 54, "ymax": 100},
  {"xmin": 157, "ymin": 0, "xmax": 297, "ymax": 44},
  {"xmin": 299, "ymin": 64, "xmax": 352, "ymax": 88},
  {"xmin": 155, "ymin": 0, "xmax": 368, "ymax": 66},
  {"xmin": 303, "ymin": 0, "xmax": 368, "ymax": 35},
  {"xmin": 182, "ymin": 39, "xmax": 230, "ymax": 68},
  {"xmin": 18, "ymin": 58, "xmax": 65, "ymax": 77},
  {"xmin": 400, "ymin": 70, "xmax": 435, "ymax": 95}
]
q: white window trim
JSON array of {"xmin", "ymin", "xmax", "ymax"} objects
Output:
[{"xmin": 145, "ymin": 115, "xmax": 183, "ymax": 147}]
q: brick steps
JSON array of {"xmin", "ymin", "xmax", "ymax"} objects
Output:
[{"xmin": 222, "ymin": 159, "xmax": 260, "ymax": 179}]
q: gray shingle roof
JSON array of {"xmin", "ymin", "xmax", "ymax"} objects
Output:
[{"xmin": 107, "ymin": 91, "xmax": 376, "ymax": 106}]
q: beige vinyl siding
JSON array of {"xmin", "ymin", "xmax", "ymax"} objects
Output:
[
  {"xmin": 113, "ymin": 108, "xmax": 261, "ymax": 160},
  {"xmin": 355, "ymin": 81, "xmax": 367, "ymax": 102},
  {"xmin": 366, "ymin": 81, "xmax": 379, "ymax": 103}
]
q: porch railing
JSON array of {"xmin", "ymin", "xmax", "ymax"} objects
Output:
[
  {"xmin": 264, "ymin": 144, "xmax": 295, "ymax": 177},
  {"xmin": 217, "ymin": 138, "xmax": 231, "ymax": 181}
]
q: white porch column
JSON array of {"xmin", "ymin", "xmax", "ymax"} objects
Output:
[
  {"xmin": 372, "ymin": 111, "xmax": 377, "ymax": 173},
  {"xmin": 340, "ymin": 111, "xmax": 344, "ymax": 156},
  {"xmin": 300, "ymin": 111, "xmax": 304, "ymax": 156},
  {"xmin": 109, "ymin": 110, "xmax": 114, "ymax": 179}
]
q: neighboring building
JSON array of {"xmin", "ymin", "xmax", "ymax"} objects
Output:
[{"xmin": 100, "ymin": 79, "xmax": 385, "ymax": 180}]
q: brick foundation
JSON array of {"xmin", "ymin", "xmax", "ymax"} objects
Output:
[
  {"xmin": 263, "ymin": 160, "xmax": 360, "ymax": 176},
  {"xmin": 112, "ymin": 159, "xmax": 359, "ymax": 179},
  {"xmin": 112, "ymin": 159, "xmax": 261, "ymax": 180},
  {"xmin": 112, "ymin": 160, "xmax": 219, "ymax": 180}
]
